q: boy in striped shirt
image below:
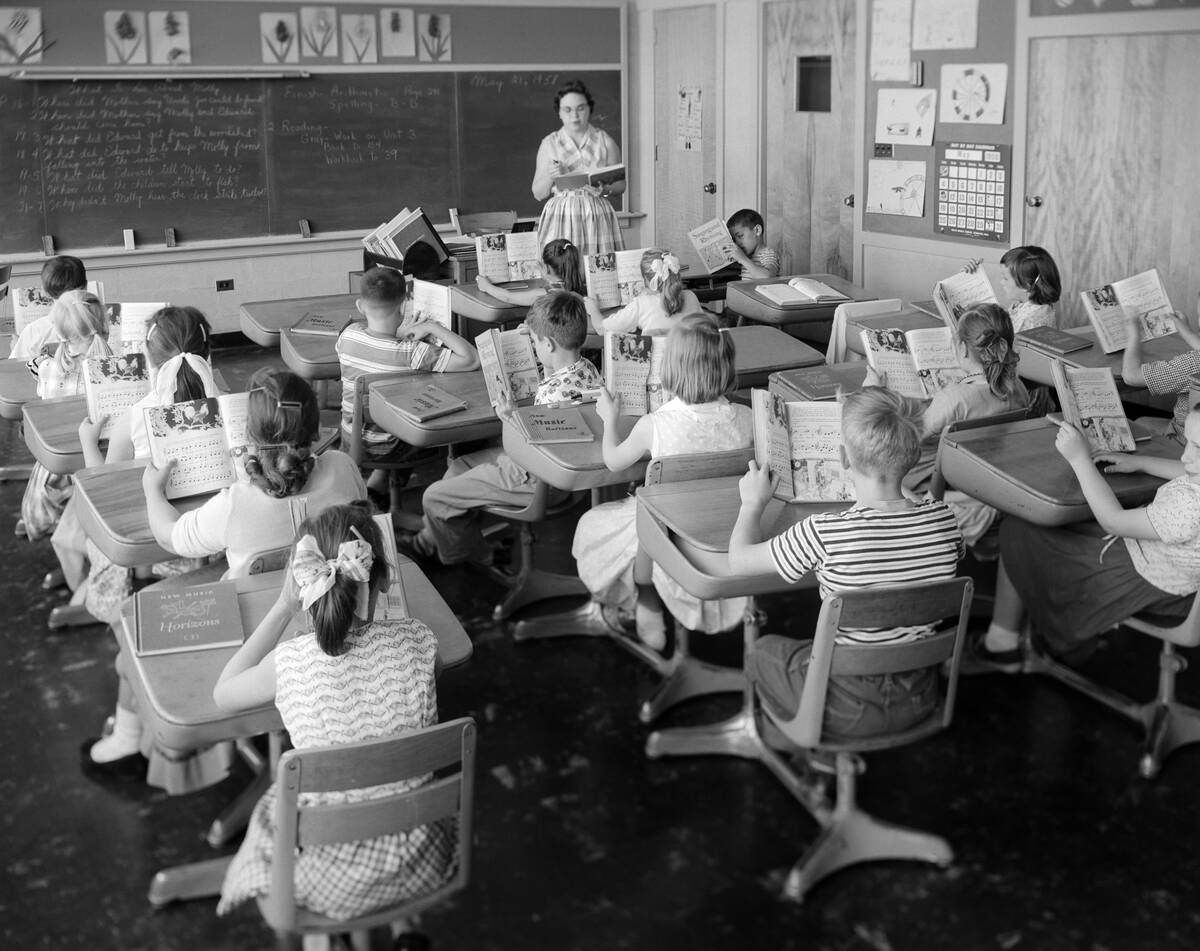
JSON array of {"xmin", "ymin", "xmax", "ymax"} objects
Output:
[{"xmin": 729, "ymin": 386, "xmax": 964, "ymax": 738}]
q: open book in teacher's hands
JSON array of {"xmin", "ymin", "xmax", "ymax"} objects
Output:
[
  {"xmin": 751, "ymin": 387, "xmax": 856, "ymax": 503},
  {"xmin": 1049, "ymin": 360, "xmax": 1135, "ymax": 455},
  {"xmin": 754, "ymin": 277, "xmax": 850, "ymax": 306},
  {"xmin": 1080, "ymin": 268, "xmax": 1177, "ymax": 355},
  {"xmin": 553, "ymin": 163, "xmax": 625, "ymax": 192},
  {"xmin": 143, "ymin": 392, "xmax": 251, "ymax": 499}
]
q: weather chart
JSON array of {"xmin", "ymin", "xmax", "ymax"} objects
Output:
[{"xmin": 935, "ymin": 141, "xmax": 1010, "ymax": 242}]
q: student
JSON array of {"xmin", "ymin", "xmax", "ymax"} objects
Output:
[
  {"xmin": 213, "ymin": 502, "xmax": 457, "ymax": 921},
  {"xmin": 724, "ymin": 208, "xmax": 780, "ymax": 280},
  {"xmin": 585, "ymin": 249, "xmax": 702, "ymax": 336},
  {"xmin": 1120, "ymin": 290, "xmax": 1200, "ymax": 444},
  {"xmin": 20, "ymin": 291, "xmax": 112, "ymax": 544},
  {"xmin": 404, "ymin": 290, "xmax": 603, "ymax": 565},
  {"xmin": 335, "ymin": 266, "xmax": 478, "ymax": 506},
  {"xmin": 727, "ymin": 387, "xmax": 964, "ymax": 736},
  {"xmin": 964, "ymin": 247, "xmax": 1062, "ymax": 334},
  {"xmin": 572, "ymin": 314, "xmax": 753, "ymax": 649},
  {"xmin": 879, "ymin": 302, "xmax": 1032, "ymax": 545},
  {"xmin": 980, "ymin": 410, "xmax": 1200, "ymax": 665},
  {"xmin": 475, "ymin": 238, "xmax": 586, "ymax": 306},
  {"xmin": 85, "ymin": 368, "xmax": 366, "ymax": 772},
  {"xmin": 9, "ymin": 255, "xmax": 88, "ymax": 360}
]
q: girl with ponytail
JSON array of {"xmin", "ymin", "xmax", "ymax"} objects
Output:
[
  {"xmin": 213, "ymin": 502, "xmax": 457, "ymax": 920},
  {"xmin": 586, "ymin": 248, "xmax": 703, "ymax": 336}
]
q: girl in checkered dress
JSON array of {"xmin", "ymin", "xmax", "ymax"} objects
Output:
[{"xmin": 214, "ymin": 502, "xmax": 456, "ymax": 920}]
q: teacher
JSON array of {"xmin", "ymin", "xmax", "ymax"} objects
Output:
[{"xmin": 533, "ymin": 79, "xmax": 626, "ymax": 257}]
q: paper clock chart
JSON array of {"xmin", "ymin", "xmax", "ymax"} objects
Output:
[{"xmin": 939, "ymin": 64, "xmax": 1008, "ymax": 125}]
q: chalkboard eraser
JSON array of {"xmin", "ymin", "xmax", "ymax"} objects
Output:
[
  {"xmin": 298, "ymin": 218, "xmax": 312, "ymax": 238},
  {"xmin": 164, "ymin": 227, "xmax": 177, "ymax": 248},
  {"xmin": 41, "ymin": 235, "xmax": 55, "ymax": 255},
  {"xmin": 123, "ymin": 229, "xmax": 136, "ymax": 250}
]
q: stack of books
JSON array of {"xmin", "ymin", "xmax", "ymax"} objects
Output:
[{"xmin": 362, "ymin": 207, "xmax": 450, "ymax": 265}]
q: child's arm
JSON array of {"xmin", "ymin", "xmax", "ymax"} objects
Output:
[
  {"xmin": 1095, "ymin": 451, "xmax": 1186, "ymax": 482},
  {"xmin": 584, "ymin": 296, "xmax": 607, "ymax": 334},
  {"xmin": 1175, "ymin": 308, "xmax": 1200, "ymax": 352},
  {"xmin": 724, "ymin": 242, "xmax": 772, "ymax": 280},
  {"xmin": 213, "ymin": 570, "xmax": 298, "ymax": 712},
  {"xmin": 1121, "ymin": 310, "xmax": 1148, "ymax": 386},
  {"xmin": 475, "ymin": 276, "xmax": 545, "ymax": 307},
  {"xmin": 401, "ymin": 320, "xmax": 480, "ymax": 372},
  {"xmin": 142, "ymin": 460, "xmax": 184, "ymax": 551},
  {"xmin": 1054, "ymin": 419, "xmax": 1161, "ymax": 540},
  {"xmin": 78, "ymin": 414, "xmax": 110, "ymax": 468},
  {"xmin": 596, "ymin": 386, "xmax": 653, "ymax": 471},
  {"xmin": 727, "ymin": 461, "xmax": 782, "ymax": 575}
]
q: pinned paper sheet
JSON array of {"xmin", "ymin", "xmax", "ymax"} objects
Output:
[
  {"xmin": 940, "ymin": 64, "xmax": 1007, "ymax": 125},
  {"xmin": 912, "ymin": 0, "xmax": 978, "ymax": 51},
  {"xmin": 875, "ymin": 88, "xmax": 937, "ymax": 146},
  {"xmin": 677, "ymin": 86, "xmax": 702, "ymax": 151},
  {"xmin": 869, "ymin": 0, "xmax": 912, "ymax": 82},
  {"xmin": 866, "ymin": 160, "xmax": 927, "ymax": 217}
]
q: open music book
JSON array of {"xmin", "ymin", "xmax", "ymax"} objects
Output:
[
  {"xmin": 687, "ymin": 218, "xmax": 736, "ymax": 274},
  {"xmin": 1080, "ymin": 268, "xmax": 1177, "ymax": 355},
  {"xmin": 603, "ymin": 333, "xmax": 666, "ymax": 416},
  {"xmin": 752, "ymin": 388, "xmax": 855, "ymax": 503},
  {"xmin": 932, "ymin": 268, "xmax": 998, "ymax": 329},
  {"xmin": 84, "ymin": 353, "xmax": 149, "ymax": 440},
  {"xmin": 858, "ymin": 326, "xmax": 966, "ymax": 398},
  {"xmin": 1049, "ymin": 361, "xmax": 1135, "ymax": 455},
  {"xmin": 584, "ymin": 248, "xmax": 649, "ymax": 310},
  {"xmin": 474, "ymin": 231, "xmax": 542, "ymax": 283},
  {"xmin": 143, "ymin": 392, "xmax": 250, "ymax": 499},
  {"xmin": 476, "ymin": 327, "xmax": 541, "ymax": 409}
]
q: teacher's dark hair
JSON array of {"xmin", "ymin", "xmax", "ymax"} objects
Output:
[{"xmin": 554, "ymin": 79, "xmax": 594, "ymax": 114}]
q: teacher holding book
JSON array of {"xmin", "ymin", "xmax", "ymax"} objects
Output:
[{"xmin": 533, "ymin": 79, "xmax": 625, "ymax": 257}]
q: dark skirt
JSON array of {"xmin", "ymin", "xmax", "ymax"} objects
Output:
[{"xmin": 999, "ymin": 519, "xmax": 1192, "ymax": 653}]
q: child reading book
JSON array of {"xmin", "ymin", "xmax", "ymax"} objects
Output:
[
  {"xmin": 475, "ymin": 238, "xmax": 586, "ymax": 306},
  {"xmin": 402, "ymin": 291, "xmax": 603, "ymax": 566},
  {"xmin": 1120, "ymin": 289, "xmax": 1200, "ymax": 443},
  {"xmin": 585, "ymin": 249, "xmax": 702, "ymax": 336},
  {"xmin": 214, "ymin": 502, "xmax": 457, "ymax": 921},
  {"xmin": 725, "ymin": 208, "xmax": 780, "ymax": 280},
  {"xmin": 998, "ymin": 246, "xmax": 1061, "ymax": 334},
  {"xmin": 8, "ymin": 255, "xmax": 88, "ymax": 360},
  {"xmin": 572, "ymin": 314, "xmax": 753, "ymax": 650},
  {"xmin": 727, "ymin": 386, "xmax": 964, "ymax": 736}
]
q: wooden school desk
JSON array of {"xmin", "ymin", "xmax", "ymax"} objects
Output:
[
  {"xmin": 937, "ymin": 417, "xmax": 1179, "ymax": 526},
  {"xmin": 369, "ymin": 371, "xmax": 501, "ymax": 449},
  {"xmin": 842, "ymin": 308, "xmax": 944, "ymax": 358},
  {"xmin": 125, "ymin": 565, "xmax": 473, "ymax": 907},
  {"xmin": 0, "ymin": 356, "xmax": 37, "ymax": 420},
  {"xmin": 770, "ymin": 362, "xmax": 869, "ymax": 401},
  {"xmin": 1013, "ymin": 327, "xmax": 1185, "ymax": 411},
  {"xmin": 726, "ymin": 325, "xmax": 823, "ymax": 388},
  {"xmin": 278, "ymin": 326, "xmax": 351, "ymax": 381},
  {"xmin": 723, "ymin": 274, "xmax": 873, "ymax": 328},
  {"xmin": 636, "ymin": 475, "xmax": 845, "ymax": 761},
  {"xmin": 239, "ymin": 294, "xmax": 359, "ymax": 348},
  {"xmin": 450, "ymin": 282, "xmax": 532, "ymax": 329}
]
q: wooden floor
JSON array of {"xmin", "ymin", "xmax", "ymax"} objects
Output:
[{"xmin": 5, "ymin": 340, "xmax": 1200, "ymax": 950}]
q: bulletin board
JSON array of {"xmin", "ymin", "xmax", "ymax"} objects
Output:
[{"xmin": 861, "ymin": 0, "xmax": 1015, "ymax": 247}]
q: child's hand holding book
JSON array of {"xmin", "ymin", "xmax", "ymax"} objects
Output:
[
  {"xmin": 78, "ymin": 414, "xmax": 108, "ymax": 449},
  {"xmin": 1048, "ymin": 415, "xmax": 1093, "ymax": 466},
  {"xmin": 142, "ymin": 457, "xmax": 178, "ymax": 498},
  {"xmin": 862, "ymin": 365, "xmax": 888, "ymax": 389},
  {"xmin": 596, "ymin": 386, "xmax": 621, "ymax": 427},
  {"xmin": 738, "ymin": 459, "xmax": 778, "ymax": 512}
]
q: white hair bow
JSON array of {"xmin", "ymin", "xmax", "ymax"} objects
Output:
[
  {"xmin": 291, "ymin": 532, "xmax": 375, "ymax": 618},
  {"xmin": 648, "ymin": 253, "xmax": 680, "ymax": 289},
  {"xmin": 151, "ymin": 353, "xmax": 218, "ymax": 404}
]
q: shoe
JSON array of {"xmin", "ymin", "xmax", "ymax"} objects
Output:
[
  {"xmin": 959, "ymin": 631, "xmax": 1023, "ymax": 675},
  {"xmin": 395, "ymin": 531, "xmax": 438, "ymax": 568},
  {"xmin": 79, "ymin": 738, "xmax": 147, "ymax": 783},
  {"xmin": 635, "ymin": 603, "xmax": 668, "ymax": 652}
]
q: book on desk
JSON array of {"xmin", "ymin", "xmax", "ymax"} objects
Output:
[
  {"xmin": 1015, "ymin": 325, "xmax": 1092, "ymax": 357},
  {"xmin": 389, "ymin": 383, "xmax": 470, "ymax": 424},
  {"xmin": 755, "ymin": 277, "xmax": 849, "ymax": 306},
  {"xmin": 134, "ymin": 580, "xmax": 245, "ymax": 656},
  {"xmin": 291, "ymin": 309, "xmax": 354, "ymax": 337},
  {"xmin": 511, "ymin": 404, "xmax": 594, "ymax": 444}
]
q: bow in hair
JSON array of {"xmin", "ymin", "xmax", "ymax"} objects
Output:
[
  {"xmin": 648, "ymin": 253, "xmax": 680, "ymax": 289},
  {"xmin": 151, "ymin": 353, "xmax": 218, "ymax": 404},
  {"xmin": 291, "ymin": 531, "xmax": 375, "ymax": 618}
]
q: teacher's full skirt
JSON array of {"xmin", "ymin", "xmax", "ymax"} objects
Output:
[{"xmin": 537, "ymin": 188, "xmax": 623, "ymax": 258}]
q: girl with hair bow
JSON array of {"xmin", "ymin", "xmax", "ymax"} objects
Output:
[
  {"xmin": 214, "ymin": 502, "xmax": 458, "ymax": 921},
  {"xmin": 585, "ymin": 247, "xmax": 703, "ymax": 337}
]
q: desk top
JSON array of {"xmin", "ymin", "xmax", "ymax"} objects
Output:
[
  {"xmin": 724, "ymin": 274, "xmax": 873, "ymax": 326},
  {"xmin": 844, "ymin": 309, "xmax": 944, "ymax": 357},
  {"xmin": 120, "ymin": 566, "xmax": 472, "ymax": 753},
  {"xmin": 727, "ymin": 325, "xmax": 823, "ymax": 387},
  {"xmin": 279, "ymin": 326, "xmax": 354, "ymax": 381},
  {"xmin": 73, "ymin": 460, "xmax": 211, "ymax": 566},
  {"xmin": 240, "ymin": 294, "xmax": 359, "ymax": 348},
  {"xmin": 22, "ymin": 395, "xmax": 87, "ymax": 474},
  {"xmin": 1012, "ymin": 326, "xmax": 1190, "ymax": 386},
  {"xmin": 770, "ymin": 361, "xmax": 869, "ymax": 401},
  {"xmin": 938, "ymin": 417, "xmax": 1178, "ymax": 526},
  {"xmin": 370, "ymin": 371, "xmax": 500, "ymax": 449},
  {"xmin": 450, "ymin": 283, "xmax": 531, "ymax": 325},
  {"xmin": 0, "ymin": 358, "xmax": 37, "ymax": 421},
  {"xmin": 502, "ymin": 406, "xmax": 644, "ymax": 492}
]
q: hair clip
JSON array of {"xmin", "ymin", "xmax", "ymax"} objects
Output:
[
  {"xmin": 277, "ymin": 400, "xmax": 302, "ymax": 411},
  {"xmin": 146, "ymin": 323, "xmax": 158, "ymax": 342}
]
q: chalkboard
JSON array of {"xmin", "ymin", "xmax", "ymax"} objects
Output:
[{"xmin": 0, "ymin": 69, "xmax": 622, "ymax": 254}]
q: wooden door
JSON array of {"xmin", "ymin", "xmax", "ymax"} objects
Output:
[
  {"xmin": 762, "ymin": 0, "xmax": 856, "ymax": 278},
  {"xmin": 1025, "ymin": 32, "xmax": 1200, "ymax": 327},
  {"xmin": 653, "ymin": 5, "xmax": 718, "ymax": 272}
]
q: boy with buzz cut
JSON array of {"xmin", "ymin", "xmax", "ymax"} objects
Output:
[
  {"xmin": 401, "ymin": 290, "xmax": 603, "ymax": 566},
  {"xmin": 335, "ymin": 265, "xmax": 479, "ymax": 503},
  {"xmin": 9, "ymin": 255, "xmax": 88, "ymax": 360},
  {"xmin": 725, "ymin": 208, "xmax": 780, "ymax": 280},
  {"xmin": 728, "ymin": 386, "xmax": 964, "ymax": 738}
]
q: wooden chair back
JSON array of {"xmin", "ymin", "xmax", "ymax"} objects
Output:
[
  {"xmin": 260, "ymin": 717, "xmax": 476, "ymax": 936},
  {"xmin": 767, "ymin": 578, "xmax": 973, "ymax": 751},
  {"xmin": 642, "ymin": 447, "xmax": 757, "ymax": 487}
]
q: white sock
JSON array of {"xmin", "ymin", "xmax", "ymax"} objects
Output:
[
  {"xmin": 984, "ymin": 622, "xmax": 1021, "ymax": 653},
  {"xmin": 90, "ymin": 707, "xmax": 142, "ymax": 763},
  {"xmin": 635, "ymin": 603, "xmax": 667, "ymax": 651}
]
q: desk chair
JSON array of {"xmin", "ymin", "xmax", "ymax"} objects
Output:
[
  {"xmin": 756, "ymin": 578, "xmax": 973, "ymax": 902},
  {"xmin": 346, "ymin": 372, "xmax": 442, "ymax": 513},
  {"xmin": 257, "ymin": 717, "xmax": 476, "ymax": 950},
  {"xmin": 827, "ymin": 298, "xmax": 902, "ymax": 364},
  {"xmin": 450, "ymin": 208, "xmax": 517, "ymax": 236},
  {"xmin": 634, "ymin": 448, "xmax": 757, "ymax": 723}
]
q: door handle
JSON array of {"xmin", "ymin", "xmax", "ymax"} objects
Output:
[
  {"xmin": 843, "ymin": 194, "xmax": 855, "ymax": 208},
  {"xmin": 1025, "ymin": 195, "xmax": 1043, "ymax": 208},
  {"xmin": 703, "ymin": 182, "xmax": 716, "ymax": 194}
]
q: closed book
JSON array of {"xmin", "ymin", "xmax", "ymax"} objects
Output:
[
  {"xmin": 135, "ymin": 580, "xmax": 244, "ymax": 656},
  {"xmin": 515, "ymin": 405, "xmax": 594, "ymax": 444},
  {"xmin": 1016, "ymin": 325, "xmax": 1091, "ymax": 356},
  {"xmin": 292, "ymin": 310, "xmax": 354, "ymax": 336},
  {"xmin": 392, "ymin": 383, "xmax": 469, "ymax": 423},
  {"xmin": 771, "ymin": 363, "xmax": 868, "ymax": 401}
]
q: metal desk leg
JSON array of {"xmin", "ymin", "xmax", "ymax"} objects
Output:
[{"xmin": 638, "ymin": 625, "xmax": 743, "ymax": 724}]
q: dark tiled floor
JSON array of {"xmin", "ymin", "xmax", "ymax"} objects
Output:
[{"xmin": 4, "ymin": 341, "xmax": 1200, "ymax": 949}]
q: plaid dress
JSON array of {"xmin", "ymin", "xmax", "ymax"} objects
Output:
[
  {"xmin": 218, "ymin": 618, "xmax": 457, "ymax": 920},
  {"xmin": 536, "ymin": 126, "xmax": 624, "ymax": 257}
]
